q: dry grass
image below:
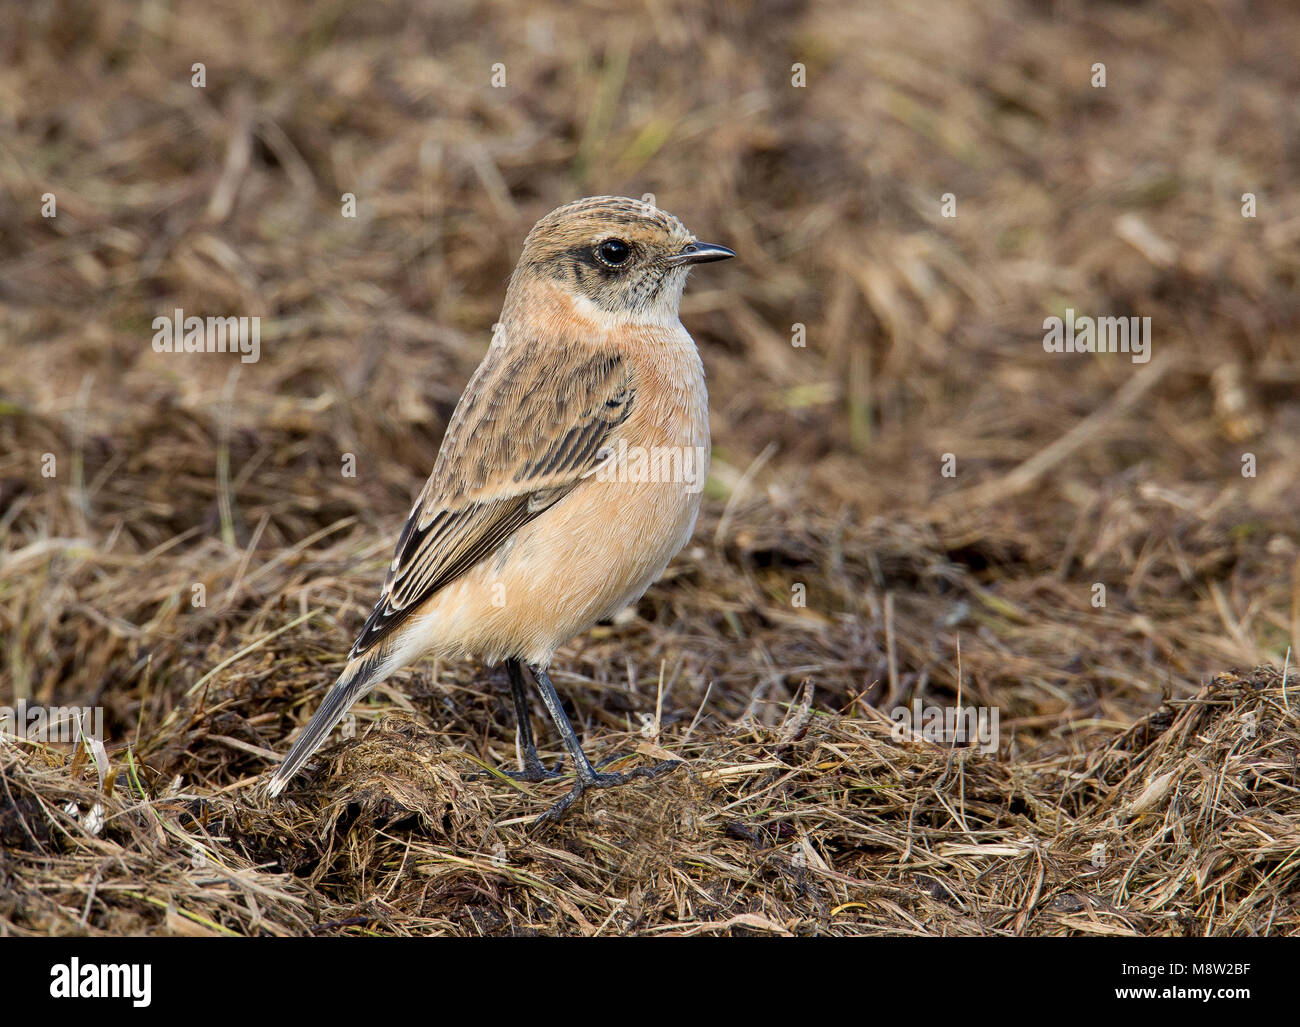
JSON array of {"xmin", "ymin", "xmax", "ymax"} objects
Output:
[
  {"xmin": 1, "ymin": 0, "xmax": 1298, "ymax": 935},
  {"xmin": 4, "ymin": 668, "xmax": 1298, "ymax": 935}
]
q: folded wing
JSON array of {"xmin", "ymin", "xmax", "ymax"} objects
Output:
[{"xmin": 348, "ymin": 341, "xmax": 634, "ymax": 659}]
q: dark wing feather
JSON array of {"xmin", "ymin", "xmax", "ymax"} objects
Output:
[{"xmin": 348, "ymin": 342, "xmax": 634, "ymax": 659}]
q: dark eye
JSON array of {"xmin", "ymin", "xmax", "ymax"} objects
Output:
[{"xmin": 595, "ymin": 238, "xmax": 631, "ymax": 267}]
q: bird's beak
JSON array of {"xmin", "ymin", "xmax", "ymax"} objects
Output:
[{"xmin": 669, "ymin": 241, "xmax": 736, "ymax": 267}]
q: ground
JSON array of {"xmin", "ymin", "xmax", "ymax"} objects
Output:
[{"xmin": 0, "ymin": 0, "xmax": 1298, "ymax": 935}]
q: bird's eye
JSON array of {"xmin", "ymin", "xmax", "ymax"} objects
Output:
[{"xmin": 595, "ymin": 238, "xmax": 631, "ymax": 267}]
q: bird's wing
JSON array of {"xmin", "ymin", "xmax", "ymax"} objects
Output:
[{"xmin": 347, "ymin": 340, "xmax": 635, "ymax": 659}]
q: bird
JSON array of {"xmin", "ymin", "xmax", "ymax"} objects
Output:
[{"xmin": 266, "ymin": 196, "xmax": 734, "ymax": 823}]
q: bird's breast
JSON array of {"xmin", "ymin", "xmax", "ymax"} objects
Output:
[{"xmin": 405, "ymin": 323, "xmax": 711, "ymax": 667}]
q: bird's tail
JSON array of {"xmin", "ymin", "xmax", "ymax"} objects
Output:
[{"xmin": 266, "ymin": 645, "xmax": 393, "ymax": 798}]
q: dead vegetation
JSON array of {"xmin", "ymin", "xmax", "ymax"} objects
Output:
[
  {"xmin": 1, "ymin": 0, "xmax": 1298, "ymax": 935},
  {"xmin": 4, "ymin": 668, "xmax": 1298, "ymax": 935}
]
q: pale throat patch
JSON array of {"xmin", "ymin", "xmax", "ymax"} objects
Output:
[{"xmin": 568, "ymin": 274, "xmax": 689, "ymax": 327}]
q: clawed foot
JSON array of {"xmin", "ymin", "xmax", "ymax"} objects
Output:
[
  {"xmin": 502, "ymin": 756, "xmax": 566, "ymax": 783},
  {"xmin": 490, "ymin": 660, "xmax": 683, "ymax": 826},
  {"xmin": 533, "ymin": 759, "xmax": 681, "ymax": 827},
  {"xmin": 469, "ymin": 751, "xmax": 636, "ymax": 784},
  {"xmin": 466, "ymin": 755, "xmax": 566, "ymax": 783}
]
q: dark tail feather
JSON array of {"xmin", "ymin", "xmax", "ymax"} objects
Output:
[{"xmin": 266, "ymin": 647, "xmax": 388, "ymax": 797}]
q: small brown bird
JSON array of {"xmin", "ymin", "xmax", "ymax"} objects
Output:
[{"xmin": 267, "ymin": 196, "xmax": 734, "ymax": 821}]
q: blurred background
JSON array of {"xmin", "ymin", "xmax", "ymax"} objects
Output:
[{"xmin": 0, "ymin": 0, "xmax": 1298, "ymax": 934}]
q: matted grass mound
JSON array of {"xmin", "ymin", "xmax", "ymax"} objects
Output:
[{"xmin": 2, "ymin": 667, "xmax": 1295, "ymax": 935}]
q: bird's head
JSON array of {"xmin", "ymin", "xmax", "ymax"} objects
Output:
[{"xmin": 506, "ymin": 196, "xmax": 734, "ymax": 326}]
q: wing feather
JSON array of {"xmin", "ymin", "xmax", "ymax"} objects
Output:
[{"xmin": 348, "ymin": 340, "xmax": 634, "ymax": 659}]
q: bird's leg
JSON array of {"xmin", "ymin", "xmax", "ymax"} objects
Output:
[
  {"xmin": 503, "ymin": 658, "xmax": 564, "ymax": 782},
  {"xmin": 528, "ymin": 663, "xmax": 680, "ymax": 825}
]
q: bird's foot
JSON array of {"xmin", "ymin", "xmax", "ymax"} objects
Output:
[
  {"xmin": 502, "ymin": 756, "xmax": 566, "ymax": 783},
  {"xmin": 533, "ymin": 759, "xmax": 681, "ymax": 827},
  {"xmin": 471, "ymin": 752, "xmax": 633, "ymax": 784},
  {"xmin": 465, "ymin": 755, "xmax": 565, "ymax": 783}
]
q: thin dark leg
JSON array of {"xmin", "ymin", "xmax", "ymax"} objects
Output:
[
  {"xmin": 505, "ymin": 659, "xmax": 563, "ymax": 782},
  {"xmin": 528, "ymin": 663, "xmax": 680, "ymax": 825}
]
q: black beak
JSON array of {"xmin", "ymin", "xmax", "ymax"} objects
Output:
[{"xmin": 671, "ymin": 241, "xmax": 736, "ymax": 267}]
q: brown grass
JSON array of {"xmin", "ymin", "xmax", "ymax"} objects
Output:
[{"xmin": 1, "ymin": 0, "xmax": 1298, "ymax": 935}]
